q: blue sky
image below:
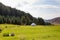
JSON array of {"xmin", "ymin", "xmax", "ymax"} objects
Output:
[
  {"xmin": 34, "ymin": 0, "xmax": 60, "ymax": 5},
  {"xmin": 0, "ymin": 0, "xmax": 60, "ymax": 19}
]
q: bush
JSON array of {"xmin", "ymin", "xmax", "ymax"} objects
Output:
[
  {"xmin": 45, "ymin": 22, "xmax": 52, "ymax": 25},
  {"xmin": 3, "ymin": 33, "xmax": 9, "ymax": 37},
  {"xmin": 0, "ymin": 29, "xmax": 2, "ymax": 33},
  {"xmin": 5, "ymin": 26, "xmax": 7, "ymax": 28}
]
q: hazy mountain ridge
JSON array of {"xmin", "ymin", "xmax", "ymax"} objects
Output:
[{"xmin": 46, "ymin": 17, "xmax": 60, "ymax": 24}]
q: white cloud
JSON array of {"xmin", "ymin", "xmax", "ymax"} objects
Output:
[
  {"xmin": 39, "ymin": 5, "xmax": 60, "ymax": 8},
  {"xmin": 0, "ymin": 0, "xmax": 60, "ymax": 19},
  {"xmin": 16, "ymin": 4, "xmax": 60, "ymax": 19},
  {"xmin": 28, "ymin": 5, "xmax": 60, "ymax": 9},
  {"xmin": 0, "ymin": 0, "xmax": 19, "ymax": 7},
  {"xmin": 0, "ymin": 0, "xmax": 37, "ymax": 7},
  {"xmin": 16, "ymin": 4, "xmax": 60, "ymax": 13}
]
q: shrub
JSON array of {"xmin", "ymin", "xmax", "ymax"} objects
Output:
[
  {"xmin": 0, "ymin": 29, "xmax": 2, "ymax": 33},
  {"xmin": 45, "ymin": 22, "xmax": 52, "ymax": 25},
  {"xmin": 3, "ymin": 33, "xmax": 9, "ymax": 37},
  {"xmin": 5, "ymin": 26, "xmax": 7, "ymax": 28}
]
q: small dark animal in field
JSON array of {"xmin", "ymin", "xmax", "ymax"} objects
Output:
[{"xmin": 10, "ymin": 33, "xmax": 15, "ymax": 36}]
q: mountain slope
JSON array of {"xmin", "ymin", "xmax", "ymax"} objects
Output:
[
  {"xmin": 0, "ymin": 2, "xmax": 34, "ymax": 25},
  {"xmin": 0, "ymin": 2, "xmax": 45, "ymax": 25},
  {"xmin": 47, "ymin": 17, "xmax": 60, "ymax": 24}
]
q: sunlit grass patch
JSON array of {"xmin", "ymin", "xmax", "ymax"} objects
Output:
[{"xmin": 0, "ymin": 24, "xmax": 60, "ymax": 40}]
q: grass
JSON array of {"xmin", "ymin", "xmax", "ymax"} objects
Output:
[{"xmin": 0, "ymin": 24, "xmax": 60, "ymax": 40}]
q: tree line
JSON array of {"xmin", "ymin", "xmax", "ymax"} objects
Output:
[{"xmin": 0, "ymin": 2, "xmax": 51, "ymax": 25}]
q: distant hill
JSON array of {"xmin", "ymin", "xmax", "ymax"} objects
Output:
[
  {"xmin": 46, "ymin": 17, "xmax": 60, "ymax": 25},
  {"xmin": 0, "ymin": 2, "xmax": 45, "ymax": 25}
]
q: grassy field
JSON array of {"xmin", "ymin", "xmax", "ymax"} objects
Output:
[{"xmin": 0, "ymin": 24, "xmax": 60, "ymax": 40}]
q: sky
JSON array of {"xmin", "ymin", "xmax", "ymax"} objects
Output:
[{"xmin": 0, "ymin": 0, "xmax": 60, "ymax": 19}]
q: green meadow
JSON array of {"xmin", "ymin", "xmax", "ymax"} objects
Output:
[{"xmin": 0, "ymin": 24, "xmax": 60, "ymax": 40}]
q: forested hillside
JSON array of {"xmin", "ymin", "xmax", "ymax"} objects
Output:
[{"xmin": 0, "ymin": 2, "xmax": 46, "ymax": 25}]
